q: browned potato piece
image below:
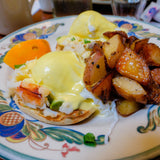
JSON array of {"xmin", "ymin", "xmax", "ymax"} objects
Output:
[
  {"xmin": 103, "ymin": 34, "xmax": 125, "ymax": 69},
  {"xmin": 116, "ymin": 99, "xmax": 143, "ymax": 117},
  {"xmin": 83, "ymin": 50, "xmax": 107, "ymax": 86},
  {"xmin": 148, "ymin": 86, "xmax": 160, "ymax": 104},
  {"xmin": 151, "ymin": 68, "xmax": 160, "ymax": 85},
  {"xmin": 103, "ymin": 31, "xmax": 128, "ymax": 39},
  {"xmin": 134, "ymin": 38, "xmax": 149, "ymax": 53},
  {"xmin": 56, "ymin": 44, "xmax": 64, "ymax": 51},
  {"xmin": 112, "ymin": 76, "xmax": 147, "ymax": 104},
  {"xmin": 91, "ymin": 41, "xmax": 103, "ymax": 54},
  {"xmin": 91, "ymin": 73, "xmax": 113, "ymax": 103},
  {"xmin": 140, "ymin": 43, "xmax": 160, "ymax": 66},
  {"xmin": 116, "ymin": 48, "xmax": 150, "ymax": 86},
  {"xmin": 126, "ymin": 36, "xmax": 138, "ymax": 50}
]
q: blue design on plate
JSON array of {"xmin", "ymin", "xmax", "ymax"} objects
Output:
[
  {"xmin": 114, "ymin": 20, "xmax": 160, "ymax": 39},
  {"xmin": 10, "ymin": 23, "xmax": 64, "ymax": 46},
  {"xmin": 0, "ymin": 111, "xmax": 24, "ymax": 137},
  {"xmin": 137, "ymin": 105, "xmax": 160, "ymax": 133}
]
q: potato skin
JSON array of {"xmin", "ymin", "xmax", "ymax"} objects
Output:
[
  {"xmin": 116, "ymin": 48, "xmax": 150, "ymax": 86},
  {"xmin": 83, "ymin": 50, "xmax": 107, "ymax": 86},
  {"xmin": 140, "ymin": 43, "xmax": 160, "ymax": 66},
  {"xmin": 126, "ymin": 36, "xmax": 138, "ymax": 50},
  {"xmin": 151, "ymin": 68, "xmax": 160, "ymax": 85},
  {"xmin": 134, "ymin": 38, "xmax": 149, "ymax": 53},
  {"xmin": 92, "ymin": 73, "xmax": 113, "ymax": 103},
  {"xmin": 103, "ymin": 31, "xmax": 128, "ymax": 40},
  {"xmin": 112, "ymin": 76, "xmax": 147, "ymax": 104},
  {"xmin": 116, "ymin": 99, "xmax": 143, "ymax": 117},
  {"xmin": 103, "ymin": 34, "xmax": 125, "ymax": 69},
  {"xmin": 147, "ymin": 82, "xmax": 160, "ymax": 104}
]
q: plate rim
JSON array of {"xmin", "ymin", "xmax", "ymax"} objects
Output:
[
  {"xmin": 0, "ymin": 14, "xmax": 160, "ymax": 160},
  {"xmin": 1, "ymin": 14, "xmax": 160, "ymax": 44}
]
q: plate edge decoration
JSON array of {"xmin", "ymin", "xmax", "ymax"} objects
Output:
[{"xmin": 0, "ymin": 17, "xmax": 160, "ymax": 160}]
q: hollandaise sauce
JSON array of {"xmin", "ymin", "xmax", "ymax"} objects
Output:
[
  {"xmin": 69, "ymin": 10, "xmax": 117, "ymax": 39},
  {"xmin": 31, "ymin": 51, "xmax": 92, "ymax": 113}
]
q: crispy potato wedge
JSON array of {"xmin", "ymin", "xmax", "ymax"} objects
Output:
[
  {"xmin": 140, "ymin": 43, "xmax": 160, "ymax": 66},
  {"xmin": 112, "ymin": 76, "xmax": 147, "ymax": 104},
  {"xmin": 103, "ymin": 34, "xmax": 125, "ymax": 69},
  {"xmin": 116, "ymin": 48, "xmax": 150, "ymax": 85},
  {"xmin": 116, "ymin": 99, "xmax": 143, "ymax": 117},
  {"xmin": 134, "ymin": 38, "xmax": 149, "ymax": 53},
  {"xmin": 83, "ymin": 50, "xmax": 107, "ymax": 86},
  {"xmin": 151, "ymin": 68, "xmax": 160, "ymax": 85},
  {"xmin": 92, "ymin": 73, "xmax": 113, "ymax": 103}
]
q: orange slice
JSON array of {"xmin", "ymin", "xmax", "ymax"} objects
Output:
[{"xmin": 3, "ymin": 39, "xmax": 51, "ymax": 69}]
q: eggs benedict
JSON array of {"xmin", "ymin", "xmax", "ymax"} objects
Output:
[
  {"xmin": 8, "ymin": 50, "xmax": 97, "ymax": 125},
  {"xmin": 56, "ymin": 10, "xmax": 117, "ymax": 60},
  {"xmin": 69, "ymin": 10, "xmax": 117, "ymax": 39},
  {"xmin": 6, "ymin": 11, "xmax": 118, "ymax": 125}
]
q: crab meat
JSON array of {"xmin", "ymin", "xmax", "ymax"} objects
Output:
[{"xmin": 16, "ymin": 81, "xmax": 50, "ymax": 108}]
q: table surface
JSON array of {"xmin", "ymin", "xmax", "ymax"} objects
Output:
[
  {"xmin": 0, "ymin": 9, "xmax": 53, "ymax": 39},
  {"xmin": 0, "ymin": 2, "xmax": 159, "ymax": 39}
]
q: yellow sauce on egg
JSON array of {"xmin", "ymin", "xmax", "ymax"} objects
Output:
[
  {"xmin": 31, "ymin": 51, "xmax": 86, "ymax": 110},
  {"xmin": 69, "ymin": 10, "xmax": 117, "ymax": 39}
]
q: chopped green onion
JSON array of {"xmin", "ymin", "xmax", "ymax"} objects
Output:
[
  {"xmin": 14, "ymin": 64, "xmax": 25, "ymax": 69},
  {"xmin": 50, "ymin": 101, "xmax": 63, "ymax": 111},
  {"xmin": 71, "ymin": 37, "xmax": 76, "ymax": 41},
  {"xmin": 84, "ymin": 132, "xmax": 96, "ymax": 147},
  {"xmin": 84, "ymin": 39, "xmax": 91, "ymax": 44},
  {"xmin": 56, "ymin": 36, "xmax": 61, "ymax": 40},
  {"xmin": 47, "ymin": 94, "xmax": 54, "ymax": 104}
]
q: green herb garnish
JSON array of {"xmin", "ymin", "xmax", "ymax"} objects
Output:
[
  {"xmin": 50, "ymin": 101, "xmax": 63, "ymax": 111},
  {"xmin": 14, "ymin": 64, "xmax": 25, "ymax": 69},
  {"xmin": 84, "ymin": 39, "xmax": 91, "ymax": 44},
  {"xmin": 71, "ymin": 37, "xmax": 76, "ymax": 41},
  {"xmin": 56, "ymin": 36, "xmax": 62, "ymax": 40},
  {"xmin": 47, "ymin": 94, "xmax": 54, "ymax": 104},
  {"xmin": 84, "ymin": 132, "xmax": 96, "ymax": 147}
]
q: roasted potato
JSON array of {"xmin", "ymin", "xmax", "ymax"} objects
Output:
[
  {"xmin": 83, "ymin": 30, "xmax": 160, "ymax": 116},
  {"xmin": 151, "ymin": 68, "xmax": 160, "ymax": 85},
  {"xmin": 134, "ymin": 38, "xmax": 149, "ymax": 53},
  {"xmin": 149, "ymin": 90, "xmax": 160, "ymax": 104},
  {"xmin": 112, "ymin": 76, "xmax": 147, "ymax": 104},
  {"xmin": 147, "ymin": 82, "xmax": 160, "ymax": 104},
  {"xmin": 126, "ymin": 36, "xmax": 138, "ymax": 50},
  {"xmin": 103, "ymin": 34, "xmax": 125, "ymax": 69},
  {"xmin": 116, "ymin": 48, "xmax": 150, "ymax": 85},
  {"xmin": 56, "ymin": 44, "xmax": 64, "ymax": 51},
  {"xmin": 103, "ymin": 31, "xmax": 128, "ymax": 40},
  {"xmin": 140, "ymin": 43, "xmax": 160, "ymax": 66},
  {"xmin": 92, "ymin": 73, "xmax": 113, "ymax": 103},
  {"xmin": 83, "ymin": 50, "xmax": 107, "ymax": 86},
  {"xmin": 91, "ymin": 41, "xmax": 103, "ymax": 54},
  {"xmin": 116, "ymin": 99, "xmax": 144, "ymax": 117}
]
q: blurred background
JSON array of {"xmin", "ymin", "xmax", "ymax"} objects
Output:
[
  {"xmin": 31, "ymin": 0, "xmax": 160, "ymax": 25},
  {"xmin": 0, "ymin": 0, "xmax": 159, "ymax": 39}
]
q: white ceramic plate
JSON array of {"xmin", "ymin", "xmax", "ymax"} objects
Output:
[{"xmin": 0, "ymin": 15, "xmax": 160, "ymax": 160}]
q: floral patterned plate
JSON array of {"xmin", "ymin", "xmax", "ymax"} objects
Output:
[{"xmin": 0, "ymin": 15, "xmax": 160, "ymax": 160}]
